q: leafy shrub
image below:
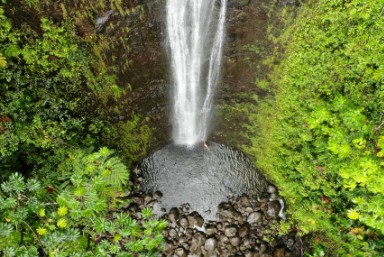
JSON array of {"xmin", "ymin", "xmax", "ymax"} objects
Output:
[
  {"xmin": 244, "ymin": 0, "xmax": 384, "ymax": 255},
  {"xmin": 0, "ymin": 148, "xmax": 166, "ymax": 257}
]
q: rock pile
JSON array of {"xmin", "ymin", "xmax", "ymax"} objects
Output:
[{"xmin": 125, "ymin": 183, "xmax": 305, "ymax": 257}]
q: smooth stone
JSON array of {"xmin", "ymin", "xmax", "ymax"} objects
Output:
[
  {"xmin": 247, "ymin": 212, "xmax": 263, "ymax": 224},
  {"xmin": 144, "ymin": 194, "xmax": 153, "ymax": 204},
  {"xmin": 169, "ymin": 228, "xmax": 178, "ymax": 238},
  {"xmin": 219, "ymin": 235, "xmax": 229, "ymax": 244},
  {"xmin": 245, "ymin": 207, "xmax": 254, "ymax": 214},
  {"xmin": 267, "ymin": 185, "xmax": 277, "ymax": 194},
  {"xmin": 205, "ymin": 224, "xmax": 218, "ymax": 236},
  {"xmin": 240, "ymin": 195, "xmax": 251, "ymax": 206},
  {"xmin": 269, "ymin": 193, "xmax": 279, "ymax": 200},
  {"xmin": 178, "ymin": 215, "xmax": 188, "ymax": 228},
  {"xmin": 230, "ymin": 236, "xmax": 241, "ymax": 247},
  {"xmin": 259, "ymin": 243, "xmax": 267, "ymax": 254},
  {"xmin": 204, "ymin": 238, "xmax": 218, "ymax": 252},
  {"xmin": 244, "ymin": 251, "xmax": 261, "ymax": 257},
  {"xmin": 267, "ymin": 201, "xmax": 281, "ymax": 219},
  {"xmin": 164, "ymin": 240, "xmax": 174, "ymax": 253},
  {"xmin": 187, "ymin": 212, "xmax": 204, "ymax": 228},
  {"xmin": 153, "ymin": 190, "xmax": 163, "ymax": 199},
  {"xmin": 224, "ymin": 226, "xmax": 238, "ymax": 237},
  {"xmin": 168, "ymin": 207, "xmax": 180, "ymax": 223},
  {"xmin": 174, "ymin": 247, "xmax": 187, "ymax": 257}
]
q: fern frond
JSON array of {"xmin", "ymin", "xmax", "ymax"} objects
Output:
[{"xmin": 101, "ymin": 157, "xmax": 129, "ymax": 187}]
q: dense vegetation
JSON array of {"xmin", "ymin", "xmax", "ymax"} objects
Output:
[
  {"xmin": 245, "ymin": 0, "xmax": 384, "ymax": 255},
  {"xmin": 0, "ymin": 1, "xmax": 164, "ymax": 256}
]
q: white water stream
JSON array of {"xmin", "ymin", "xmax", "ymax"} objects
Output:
[{"xmin": 167, "ymin": 0, "xmax": 227, "ymax": 147}]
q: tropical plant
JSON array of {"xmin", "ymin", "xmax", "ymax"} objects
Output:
[
  {"xmin": 0, "ymin": 148, "xmax": 166, "ymax": 257},
  {"xmin": 244, "ymin": 0, "xmax": 384, "ymax": 255}
]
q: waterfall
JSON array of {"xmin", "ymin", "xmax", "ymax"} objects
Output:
[{"xmin": 167, "ymin": 0, "xmax": 227, "ymax": 147}]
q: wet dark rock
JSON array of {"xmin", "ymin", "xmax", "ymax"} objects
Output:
[{"xmin": 154, "ymin": 191, "xmax": 163, "ymax": 200}]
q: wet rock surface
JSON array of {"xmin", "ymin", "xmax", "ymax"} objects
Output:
[{"xmin": 124, "ymin": 182, "xmax": 306, "ymax": 257}]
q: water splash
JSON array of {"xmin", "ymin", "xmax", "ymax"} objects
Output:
[{"xmin": 167, "ymin": 0, "xmax": 227, "ymax": 147}]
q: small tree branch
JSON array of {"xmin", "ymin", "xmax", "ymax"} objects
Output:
[{"xmin": 21, "ymin": 221, "xmax": 47, "ymax": 257}]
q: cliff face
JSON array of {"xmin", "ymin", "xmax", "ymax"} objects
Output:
[
  {"xmin": 4, "ymin": 0, "xmax": 297, "ymax": 149},
  {"xmin": 114, "ymin": 0, "xmax": 298, "ymax": 149}
]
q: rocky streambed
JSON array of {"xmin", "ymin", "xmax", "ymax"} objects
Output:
[
  {"xmin": 125, "ymin": 185, "xmax": 305, "ymax": 257},
  {"xmin": 125, "ymin": 142, "xmax": 307, "ymax": 256}
]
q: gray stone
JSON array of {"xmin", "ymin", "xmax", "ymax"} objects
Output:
[
  {"xmin": 247, "ymin": 212, "xmax": 263, "ymax": 224},
  {"xmin": 267, "ymin": 185, "xmax": 277, "ymax": 194}
]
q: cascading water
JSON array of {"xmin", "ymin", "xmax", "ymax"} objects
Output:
[
  {"xmin": 167, "ymin": 0, "xmax": 227, "ymax": 147},
  {"xmin": 141, "ymin": 0, "xmax": 270, "ymax": 222}
]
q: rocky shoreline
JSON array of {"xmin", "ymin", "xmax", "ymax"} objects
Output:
[{"xmin": 126, "ymin": 173, "xmax": 307, "ymax": 257}]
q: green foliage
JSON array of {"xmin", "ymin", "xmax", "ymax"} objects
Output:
[
  {"xmin": 0, "ymin": 149, "xmax": 166, "ymax": 256},
  {"xmin": 0, "ymin": 3, "xmax": 150, "ymax": 176},
  {"xmin": 0, "ymin": 4, "xmax": 160, "ymax": 256},
  {"xmin": 244, "ymin": 0, "xmax": 384, "ymax": 255}
]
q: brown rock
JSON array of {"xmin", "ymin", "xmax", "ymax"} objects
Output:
[
  {"xmin": 239, "ymin": 224, "xmax": 250, "ymax": 238},
  {"xmin": 190, "ymin": 232, "xmax": 206, "ymax": 253},
  {"xmin": 273, "ymin": 248, "xmax": 285, "ymax": 257},
  {"xmin": 205, "ymin": 224, "xmax": 218, "ymax": 236}
]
